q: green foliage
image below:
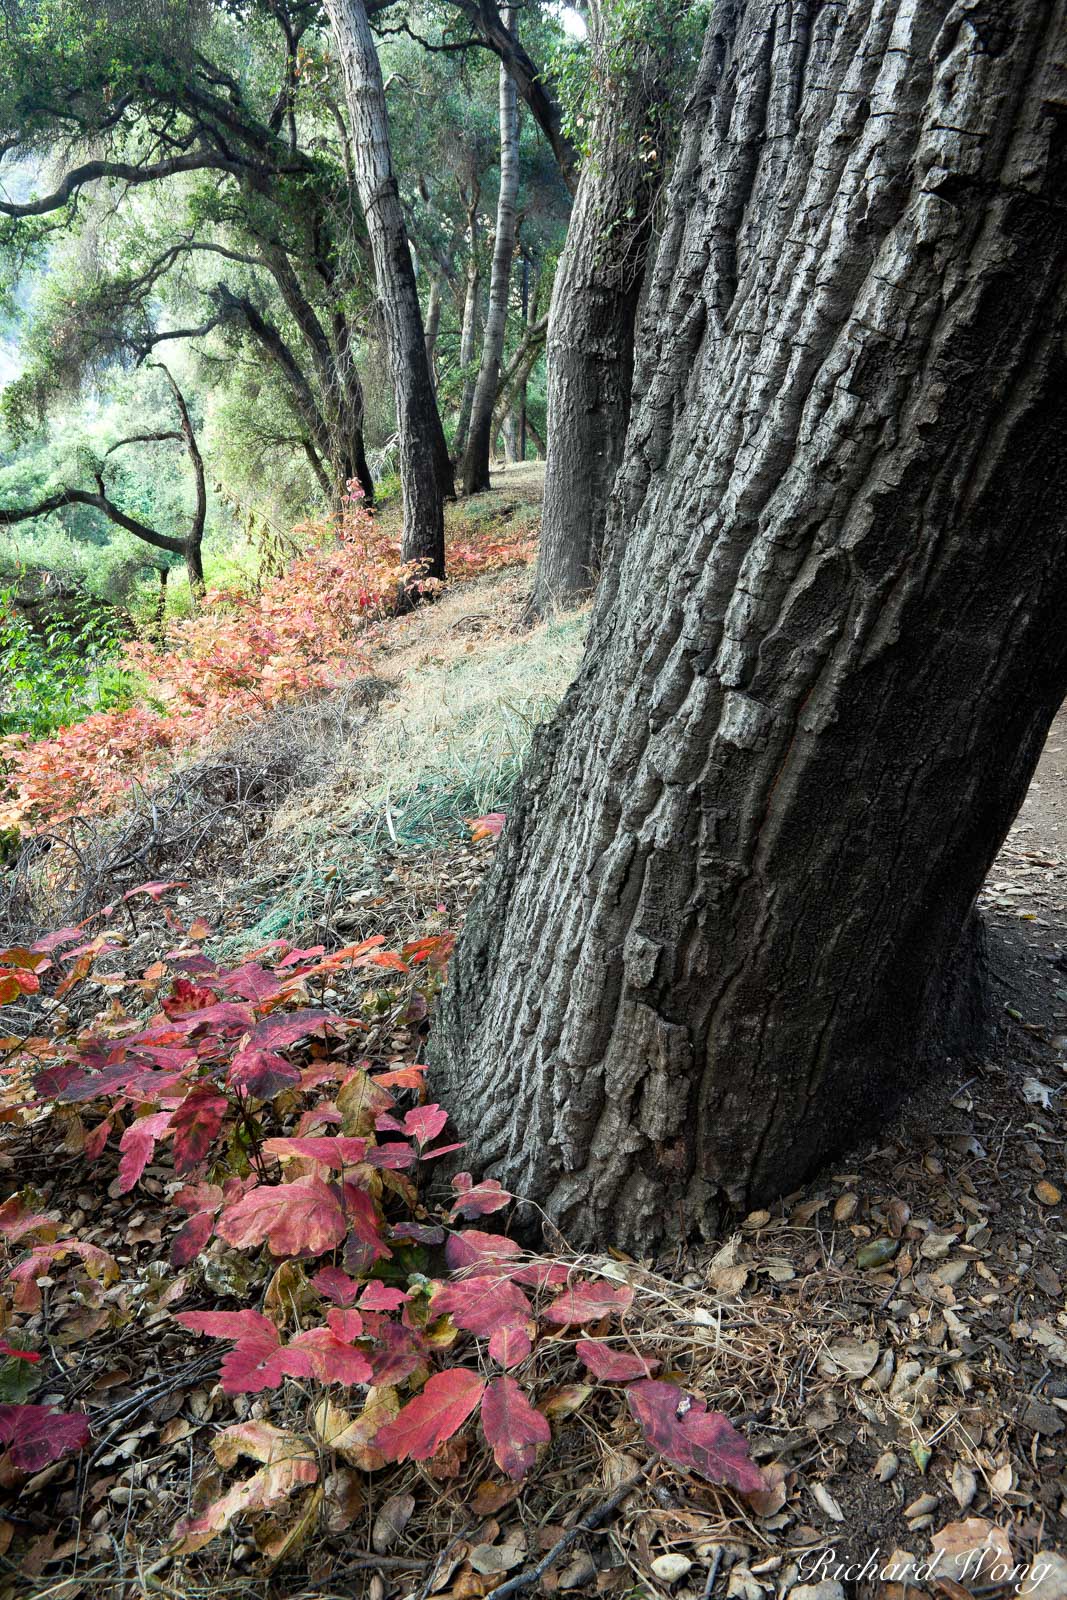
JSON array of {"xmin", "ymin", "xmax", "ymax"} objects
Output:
[
  {"xmin": 549, "ymin": 0, "xmax": 709, "ymax": 161},
  {"xmin": 0, "ymin": 585, "xmax": 133, "ymax": 739}
]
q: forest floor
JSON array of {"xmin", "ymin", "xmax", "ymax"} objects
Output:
[{"xmin": 2, "ymin": 468, "xmax": 1066, "ymax": 1600}]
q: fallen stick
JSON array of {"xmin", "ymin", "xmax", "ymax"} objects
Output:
[{"xmin": 483, "ymin": 1465, "xmax": 649, "ymax": 1600}]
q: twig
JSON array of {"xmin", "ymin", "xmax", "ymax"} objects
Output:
[
  {"xmin": 702, "ymin": 1546, "xmax": 724, "ymax": 1600},
  {"xmin": 482, "ymin": 1466, "xmax": 649, "ymax": 1600}
]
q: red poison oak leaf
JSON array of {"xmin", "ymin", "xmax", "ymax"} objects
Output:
[
  {"xmin": 374, "ymin": 1368, "xmax": 486, "ymax": 1464},
  {"xmin": 444, "ymin": 1231, "xmax": 522, "ymax": 1275},
  {"xmin": 118, "ymin": 1111, "xmax": 173, "ymax": 1193},
  {"xmin": 311, "ymin": 1266, "xmax": 362, "ymax": 1305},
  {"xmin": 171, "ymin": 1086, "xmax": 228, "ymax": 1173},
  {"xmin": 449, "ymin": 1172, "xmax": 511, "ymax": 1219},
  {"xmin": 227, "ymin": 1049, "xmax": 301, "ymax": 1098},
  {"xmin": 488, "ymin": 1324, "xmax": 533, "ymax": 1368},
  {"xmin": 401, "ymin": 1104, "xmax": 448, "ymax": 1146},
  {"xmin": 626, "ymin": 1380, "xmax": 762, "ymax": 1492},
  {"xmin": 263, "ymin": 1135, "xmax": 369, "ymax": 1168},
  {"xmin": 287, "ymin": 1326, "xmax": 373, "ymax": 1385},
  {"xmin": 171, "ymin": 1208, "xmax": 215, "ymax": 1266},
  {"xmin": 544, "ymin": 1280, "xmax": 634, "ymax": 1325},
  {"xmin": 0, "ymin": 1342, "xmax": 40, "ymax": 1363},
  {"xmin": 480, "ymin": 1376, "xmax": 550, "ymax": 1480},
  {"xmin": 577, "ymin": 1340, "xmax": 659, "ymax": 1382},
  {"xmin": 432, "ymin": 1275, "xmax": 533, "ymax": 1340},
  {"xmin": 341, "ymin": 1182, "xmax": 393, "ymax": 1271},
  {"xmin": 173, "ymin": 1310, "xmax": 314, "ymax": 1395},
  {"xmin": 0, "ymin": 1404, "xmax": 91, "ymax": 1472},
  {"xmin": 216, "ymin": 1176, "xmax": 346, "ymax": 1258}
]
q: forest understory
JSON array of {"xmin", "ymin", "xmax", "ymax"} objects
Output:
[{"xmin": 0, "ymin": 479, "xmax": 1064, "ymax": 1600}]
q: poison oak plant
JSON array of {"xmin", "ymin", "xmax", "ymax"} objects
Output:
[
  {"xmin": 0, "ymin": 488, "xmax": 536, "ymax": 835},
  {"xmin": 0, "ymin": 885, "xmax": 764, "ymax": 1555}
]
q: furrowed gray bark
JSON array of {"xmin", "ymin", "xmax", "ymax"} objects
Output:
[
  {"xmin": 460, "ymin": 6, "xmax": 520, "ymax": 496},
  {"xmin": 432, "ymin": 0, "xmax": 1067, "ymax": 1254},
  {"xmin": 324, "ymin": 0, "xmax": 454, "ymax": 580}
]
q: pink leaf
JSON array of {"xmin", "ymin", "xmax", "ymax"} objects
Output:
[
  {"xmin": 263, "ymin": 1135, "xmax": 369, "ymax": 1169},
  {"xmin": 326, "ymin": 1307, "xmax": 364, "ymax": 1340},
  {"xmin": 449, "ymin": 1173, "xmax": 511, "ymax": 1219},
  {"xmin": 626, "ymin": 1380, "xmax": 762, "ymax": 1493},
  {"xmin": 341, "ymin": 1183, "xmax": 393, "ymax": 1271},
  {"xmin": 433, "ymin": 1276, "xmax": 533, "ymax": 1340},
  {"xmin": 0, "ymin": 1404, "xmax": 90, "ymax": 1471},
  {"xmin": 124, "ymin": 879, "xmax": 186, "ymax": 902},
  {"xmin": 0, "ymin": 1342, "xmax": 39, "ymax": 1363},
  {"xmin": 239, "ymin": 1008, "xmax": 340, "ymax": 1053},
  {"xmin": 288, "ymin": 1326, "xmax": 372, "ymax": 1385},
  {"xmin": 312, "ymin": 1266, "xmax": 361, "ymax": 1306},
  {"xmin": 227, "ymin": 1049, "xmax": 301, "ymax": 1098},
  {"xmin": 403, "ymin": 1104, "xmax": 448, "ymax": 1146},
  {"xmin": 544, "ymin": 1281, "xmax": 634, "ymax": 1325},
  {"xmin": 175, "ymin": 1309, "xmax": 277, "ymax": 1341},
  {"xmin": 0, "ymin": 1196, "xmax": 61, "ymax": 1243},
  {"xmin": 418, "ymin": 1140, "xmax": 465, "ymax": 1161},
  {"xmin": 217, "ymin": 1176, "xmax": 347, "ymax": 1258},
  {"xmin": 363, "ymin": 1141, "xmax": 417, "ymax": 1170},
  {"xmin": 118, "ymin": 1110, "xmax": 173, "ymax": 1193},
  {"xmin": 171, "ymin": 1086, "xmax": 228, "ymax": 1174},
  {"xmin": 161, "ymin": 979, "xmax": 218, "ymax": 1019},
  {"xmin": 444, "ymin": 1231, "xmax": 522, "ymax": 1275},
  {"xmin": 480, "ymin": 1376, "xmax": 550, "ymax": 1480},
  {"xmin": 374, "ymin": 1369, "xmax": 485, "ymax": 1464},
  {"xmin": 364, "ymin": 1318, "xmax": 427, "ymax": 1386},
  {"xmin": 576, "ymin": 1340, "xmax": 659, "ymax": 1382},
  {"xmin": 359, "ymin": 1282, "xmax": 407, "ymax": 1312},
  {"xmin": 488, "ymin": 1324, "xmax": 533, "ymax": 1368},
  {"xmin": 171, "ymin": 1208, "xmax": 215, "ymax": 1267},
  {"xmin": 174, "ymin": 1311, "xmax": 314, "ymax": 1395}
]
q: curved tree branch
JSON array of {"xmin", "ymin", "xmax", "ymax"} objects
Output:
[
  {"xmin": 0, "ymin": 151, "xmax": 276, "ymax": 218},
  {"xmin": 0, "ymin": 365, "xmax": 207, "ymax": 592}
]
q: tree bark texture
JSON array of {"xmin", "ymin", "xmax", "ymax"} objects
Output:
[
  {"xmin": 460, "ymin": 8, "xmax": 520, "ymax": 496},
  {"xmin": 431, "ymin": 0, "xmax": 1067, "ymax": 1255},
  {"xmin": 324, "ymin": 0, "xmax": 453, "ymax": 578},
  {"xmin": 530, "ymin": 0, "xmax": 693, "ymax": 616}
]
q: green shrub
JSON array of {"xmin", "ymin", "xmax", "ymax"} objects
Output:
[{"xmin": 0, "ymin": 586, "xmax": 135, "ymax": 739}]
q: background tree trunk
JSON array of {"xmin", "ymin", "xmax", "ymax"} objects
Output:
[
  {"xmin": 324, "ymin": 0, "xmax": 454, "ymax": 580},
  {"xmin": 424, "ymin": 272, "xmax": 443, "ymax": 381},
  {"xmin": 451, "ymin": 211, "xmax": 483, "ymax": 463},
  {"xmin": 530, "ymin": 0, "xmax": 693, "ymax": 616},
  {"xmin": 460, "ymin": 6, "xmax": 519, "ymax": 496},
  {"xmin": 431, "ymin": 0, "xmax": 1067, "ymax": 1255}
]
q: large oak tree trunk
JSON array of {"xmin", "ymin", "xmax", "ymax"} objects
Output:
[
  {"xmin": 324, "ymin": 0, "xmax": 454, "ymax": 580},
  {"xmin": 530, "ymin": 0, "xmax": 677, "ymax": 616},
  {"xmin": 460, "ymin": 7, "xmax": 520, "ymax": 496},
  {"xmin": 431, "ymin": 0, "xmax": 1067, "ymax": 1255}
]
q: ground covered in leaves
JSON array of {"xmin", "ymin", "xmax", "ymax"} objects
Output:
[{"xmin": 1, "ymin": 495, "xmax": 1065, "ymax": 1600}]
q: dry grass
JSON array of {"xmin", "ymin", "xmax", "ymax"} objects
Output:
[{"xmin": 275, "ymin": 576, "xmax": 589, "ymax": 853}]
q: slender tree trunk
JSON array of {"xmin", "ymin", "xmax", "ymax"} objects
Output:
[
  {"xmin": 324, "ymin": 0, "xmax": 454, "ymax": 581},
  {"xmin": 424, "ymin": 273, "xmax": 443, "ymax": 380},
  {"xmin": 451, "ymin": 224, "xmax": 482, "ymax": 462},
  {"xmin": 431, "ymin": 0, "xmax": 1067, "ymax": 1255},
  {"xmin": 460, "ymin": 6, "xmax": 519, "ymax": 496},
  {"xmin": 529, "ymin": 0, "xmax": 686, "ymax": 617}
]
